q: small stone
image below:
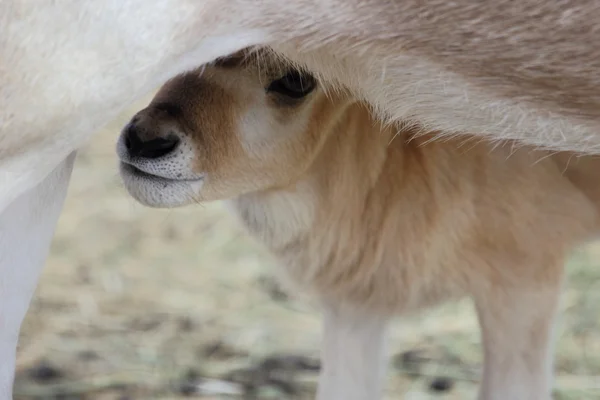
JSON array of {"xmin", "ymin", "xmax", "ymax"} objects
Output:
[
  {"xmin": 428, "ymin": 376, "xmax": 454, "ymax": 393},
  {"xmin": 200, "ymin": 339, "xmax": 240, "ymax": 360},
  {"xmin": 178, "ymin": 381, "xmax": 197, "ymax": 397},
  {"xmin": 224, "ymin": 367, "xmax": 262, "ymax": 388},
  {"xmin": 266, "ymin": 377, "xmax": 298, "ymax": 395},
  {"xmin": 27, "ymin": 360, "xmax": 63, "ymax": 383},
  {"xmin": 177, "ymin": 316, "xmax": 196, "ymax": 332},
  {"xmin": 259, "ymin": 354, "xmax": 320, "ymax": 372},
  {"xmin": 126, "ymin": 315, "xmax": 163, "ymax": 331},
  {"xmin": 392, "ymin": 350, "xmax": 425, "ymax": 377},
  {"xmin": 177, "ymin": 369, "xmax": 200, "ymax": 396},
  {"xmin": 77, "ymin": 350, "xmax": 99, "ymax": 361},
  {"xmin": 196, "ymin": 379, "xmax": 244, "ymax": 396}
]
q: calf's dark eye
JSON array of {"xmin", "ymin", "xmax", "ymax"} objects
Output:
[{"xmin": 267, "ymin": 71, "xmax": 316, "ymax": 98}]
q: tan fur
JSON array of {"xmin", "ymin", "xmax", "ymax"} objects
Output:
[
  {"xmin": 117, "ymin": 52, "xmax": 600, "ymax": 398},
  {"xmin": 231, "ymin": 110, "xmax": 600, "ymax": 313}
]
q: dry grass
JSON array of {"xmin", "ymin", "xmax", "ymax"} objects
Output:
[{"xmin": 13, "ymin": 99, "xmax": 600, "ymax": 399}]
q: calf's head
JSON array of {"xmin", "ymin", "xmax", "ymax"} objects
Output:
[{"xmin": 116, "ymin": 51, "xmax": 336, "ymax": 207}]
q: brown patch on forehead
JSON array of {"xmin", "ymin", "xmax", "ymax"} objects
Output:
[
  {"xmin": 146, "ymin": 51, "xmax": 326, "ymax": 197},
  {"xmin": 150, "ymin": 70, "xmax": 245, "ymax": 176},
  {"xmin": 213, "ymin": 50, "xmax": 249, "ymax": 69}
]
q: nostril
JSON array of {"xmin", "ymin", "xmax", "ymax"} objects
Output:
[
  {"xmin": 136, "ymin": 135, "xmax": 180, "ymax": 159},
  {"xmin": 124, "ymin": 133, "xmax": 132, "ymax": 152},
  {"xmin": 123, "ymin": 122, "xmax": 179, "ymax": 159},
  {"xmin": 124, "ymin": 124, "xmax": 144, "ymax": 157}
]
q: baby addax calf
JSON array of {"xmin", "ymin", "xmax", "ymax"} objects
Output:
[{"xmin": 116, "ymin": 51, "xmax": 600, "ymax": 400}]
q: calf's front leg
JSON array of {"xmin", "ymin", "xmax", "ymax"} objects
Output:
[
  {"xmin": 316, "ymin": 304, "xmax": 390, "ymax": 400},
  {"xmin": 473, "ymin": 263, "xmax": 563, "ymax": 400}
]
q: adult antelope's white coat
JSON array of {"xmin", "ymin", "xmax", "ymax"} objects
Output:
[{"xmin": 2, "ymin": 0, "xmax": 600, "ymax": 398}]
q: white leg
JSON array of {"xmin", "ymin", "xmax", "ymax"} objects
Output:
[
  {"xmin": 0, "ymin": 153, "xmax": 76, "ymax": 399},
  {"xmin": 316, "ymin": 305, "xmax": 390, "ymax": 400},
  {"xmin": 474, "ymin": 277, "xmax": 561, "ymax": 400}
]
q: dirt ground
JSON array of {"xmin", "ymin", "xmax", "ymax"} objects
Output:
[{"xmin": 12, "ymin": 99, "xmax": 600, "ymax": 399}]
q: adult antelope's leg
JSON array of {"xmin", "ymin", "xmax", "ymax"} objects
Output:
[
  {"xmin": 316, "ymin": 305, "xmax": 390, "ymax": 400},
  {"xmin": 0, "ymin": 153, "xmax": 76, "ymax": 398},
  {"xmin": 473, "ymin": 266, "xmax": 563, "ymax": 400}
]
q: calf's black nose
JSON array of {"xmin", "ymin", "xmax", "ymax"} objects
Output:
[{"xmin": 124, "ymin": 125, "xmax": 180, "ymax": 159}]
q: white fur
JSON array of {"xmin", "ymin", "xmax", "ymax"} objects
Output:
[
  {"xmin": 0, "ymin": 1, "xmax": 267, "ymax": 392},
  {"xmin": 229, "ymin": 184, "xmax": 317, "ymax": 250},
  {"xmin": 316, "ymin": 306, "xmax": 389, "ymax": 400},
  {"xmin": 276, "ymin": 49, "xmax": 597, "ymax": 153},
  {"xmin": 0, "ymin": 153, "xmax": 75, "ymax": 398},
  {"xmin": 0, "ymin": 0, "xmax": 267, "ymax": 211}
]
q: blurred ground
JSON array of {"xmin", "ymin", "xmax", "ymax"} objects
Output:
[{"xmin": 13, "ymin": 99, "xmax": 600, "ymax": 399}]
